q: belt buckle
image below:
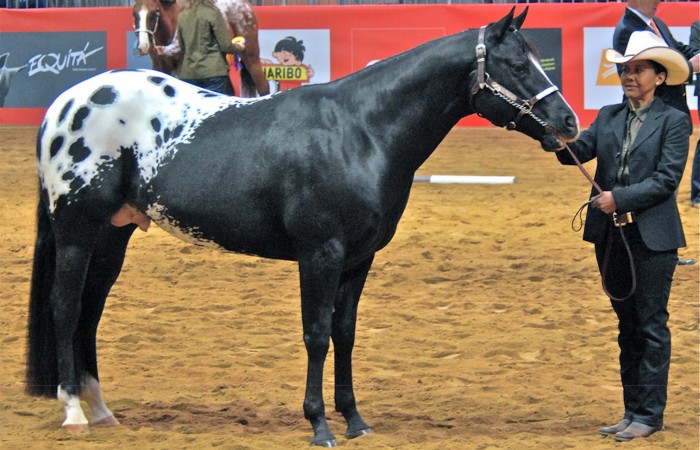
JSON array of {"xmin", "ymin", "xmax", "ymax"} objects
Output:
[{"xmin": 613, "ymin": 211, "xmax": 633, "ymax": 227}]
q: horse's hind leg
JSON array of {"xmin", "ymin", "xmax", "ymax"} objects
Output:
[
  {"xmin": 238, "ymin": 37, "xmax": 269, "ymax": 97},
  {"xmin": 332, "ymin": 255, "xmax": 374, "ymax": 440},
  {"xmin": 53, "ymin": 221, "xmax": 135, "ymax": 433},
  {"xmin": 78, "ymin": 224, "xmax": 137, "ymax": 426},
  {"xmin": 50, "ymin": 222, "xmax": 103, "ymax": 434}
]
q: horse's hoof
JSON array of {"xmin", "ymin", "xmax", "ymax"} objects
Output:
[
  {"xmin": 64, "ymin": 424, "xmax": 90, "ymax": 435},
  {"xmin": 91, "ymin": 415, "xmax": 120, "ymax": 427},
  {"xmin": 345, "ymin": 427, "xmax": 373, "ymax": 439},
  {"xmin": 310, "ymin": 437, "xmax": 338, "ymax": 447}
]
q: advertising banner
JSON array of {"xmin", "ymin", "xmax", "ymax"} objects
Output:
[
  {"xmin": 0, "ymin": 4, "xmax": 697, "ymax": 127},
  {"xmin": 0, "ymin": 31, "xmax": 106, "ymax": 108}
]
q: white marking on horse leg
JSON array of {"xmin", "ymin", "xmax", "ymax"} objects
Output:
[
  {"xmin": 57, "ymin": 385, "xmax": 90, "ymax": 434},
  {"xmin": 82, "ymin": 376, "xmax": 120, "ymax": 426}
]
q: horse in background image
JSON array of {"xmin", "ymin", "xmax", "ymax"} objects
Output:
[
  {"xmin": 132, "ymin": 0, "xmax": 269, "ymax": 97},
  {"xmin": 0, "ymin": 52, "xmax": 27, "ymax": 107}
]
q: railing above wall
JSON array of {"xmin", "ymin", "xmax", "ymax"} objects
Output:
[
  {"xmin": 1, "ymin": 0, "xmax": 130, "ymax": 6},
  {"xmin": 2, "ymin": 0, "xmax": 695, "ymax": 8}
]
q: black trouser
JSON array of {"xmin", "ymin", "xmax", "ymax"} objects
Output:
[
  {"xmin": 595, "ymin": 224, "xmax": 677, "ymax": 428},
  {"xmin": 692, "ymin": 98, "xmax": 700, "ymax": 203}
]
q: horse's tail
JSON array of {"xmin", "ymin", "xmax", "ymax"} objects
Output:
[
  {"xmin": 239, "ymin": 64, "xmax": 256, "ymax": 98},
  {"xmin": 25, "ymin": 188, "xmax": 59, "ymax": 398}
]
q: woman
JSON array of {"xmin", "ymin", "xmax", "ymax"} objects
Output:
[
  {"xmin": 173, "ymin": 0, "xmax": 245, "ymax": 95},
  {"xmin": 554, "ymin": 31, "xmax": 691, "ymax": 442}
]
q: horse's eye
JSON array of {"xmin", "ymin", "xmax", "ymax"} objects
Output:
[{"xmin": 512, "ymin": 64, "xmax": 527, "ymax": 76}]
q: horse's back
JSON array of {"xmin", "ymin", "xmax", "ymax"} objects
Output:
[
  {"xmin": 215, "ymin": 0, "xmax": 257, "ymax": 38},
  {"xmin": 37, "ymin": 70, "xmax": 249, "ymax": 214}
]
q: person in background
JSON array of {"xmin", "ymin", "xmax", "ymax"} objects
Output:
[
  {"xmin": 164, "ymin": 0, "xmax": 245, "ymax": 95},
  {"xmin": 554, "ymin": 31, "xmax": 691, "ymax": 443},
  {"xmin": 613, "ymin": 0, "xmax": 699, "ymax": 119},
  {"xmin": 690, "ymin": 20, "xmax": 700, "ymax": 207}
]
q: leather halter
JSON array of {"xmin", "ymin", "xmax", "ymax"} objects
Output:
[
  {"xmin": 470, "ymin": 25, "xmax": 559, "ymax": 131},
  {"xmin": 133, "ymin": 9, "xmax": 161, "ymax": 46}
]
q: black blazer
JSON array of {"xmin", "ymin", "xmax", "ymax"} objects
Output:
[
  {"xmin": 613, "ymin": 8, "xmax": 698, "ymax": 116},
  {"xmin": 557, "ymin": 97, "xmax": 691, "ymax": 251},
  {"xmin": 691, "ymin": 20, "xmax": 700, "ymax": 98}
]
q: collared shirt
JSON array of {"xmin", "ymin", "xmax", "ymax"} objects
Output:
[
  {"xmin": 616, "ymin": 101, "xmax": 651, "ymax": 187},
  {"xmin": 626, "ymin": 7, "xmax": 663, "ymax": 39}
]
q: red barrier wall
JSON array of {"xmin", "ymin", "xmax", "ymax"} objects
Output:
[{"xmin": 0, "ymin": 4, "xmax": 697, "ymax": 127}]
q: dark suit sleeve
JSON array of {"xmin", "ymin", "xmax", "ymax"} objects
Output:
[
  {"xmin": 691, "ymin": 21, "xmax": 700, "ymax": 50},
  {"xmin": 612, "ymin": 110, "xmax": 692, "ymax": 213},
  {"xmin": 556, "ymin": 113, "xmax": 601, "ymax": 166},
  {"xmin": 654, "ymin": 18, "xmax": 699, "ymax": 61},
  {"xmin": 692, "ymin": 21, "xmax": 700, "ymax": 96}
]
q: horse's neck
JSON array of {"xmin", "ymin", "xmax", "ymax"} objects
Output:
[
  {"xmin": 156, "ymin": 1, "xmax": 180, "ymax": 46},
  {"xmin": 343, "ymin": 33, "xmax": 477, "ymax": 174}
]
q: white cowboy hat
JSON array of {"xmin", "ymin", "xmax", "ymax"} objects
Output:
[{"xmin": 604, "ymin": 30, "xmax": 690, "ymax": 86}]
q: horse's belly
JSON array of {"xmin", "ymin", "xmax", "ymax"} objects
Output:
[{"xmin": 144, "ymin": 201, "xmax": 295, "ymax": 260}]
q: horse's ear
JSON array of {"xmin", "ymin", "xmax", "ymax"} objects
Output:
[
  {"xmin": 489, "ymin": 7, "xmax": 516, "ymax": 42},
  {"xmin": 512, "ymin": 7, "xmax": 528, "ymax": 31}
]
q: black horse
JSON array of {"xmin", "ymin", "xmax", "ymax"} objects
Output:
[{"xmin": 26, "ymin": 8, "xmax": 579, "ymax": 447}]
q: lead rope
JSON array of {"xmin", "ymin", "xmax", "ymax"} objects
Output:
[
  {"xmin": 565, "ymin": 144, "xmax": 636, "ymax": 302},
  {"xmin": 468, "ymin": 25, "xmax": 634, "ymax": 300}
]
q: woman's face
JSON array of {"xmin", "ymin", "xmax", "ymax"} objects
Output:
[{"xmin": 620, "ymin": 60, "xmax": 666, "ymax": 106}]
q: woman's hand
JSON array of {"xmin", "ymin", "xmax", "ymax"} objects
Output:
[
  {"xmin": 590, "ymin": 191, "xmax": 617, "ymax": 214},
  {"xmin": 231, "ymin": 36, "xmax": 246, "ymax": 54}
]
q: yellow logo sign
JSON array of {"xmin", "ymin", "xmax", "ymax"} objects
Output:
[
  {"xmin": 263, "ymin": 65, "xmax": 309, "ymax": 81},
  {"xmin": 596, "ymin": 49, "xmax": 621, "ymax": 86}
]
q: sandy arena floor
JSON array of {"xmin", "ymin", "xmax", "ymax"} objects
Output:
[{"xmin": 0, "ymin": 125, "xmax": 697, "ymax": 449}]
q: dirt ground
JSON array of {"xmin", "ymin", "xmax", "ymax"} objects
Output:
[{"xmin": 0, "ymin": 125, "xmax": 697, "ymax": 450}]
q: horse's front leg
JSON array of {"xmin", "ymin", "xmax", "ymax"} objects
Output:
[
  {"xmin": 298, "ymin": 240, "xmax": 345, "ymax": 447},
  {"xmin": 332, "ymin": 256, "xmax": 374, "ymax": 440}
]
